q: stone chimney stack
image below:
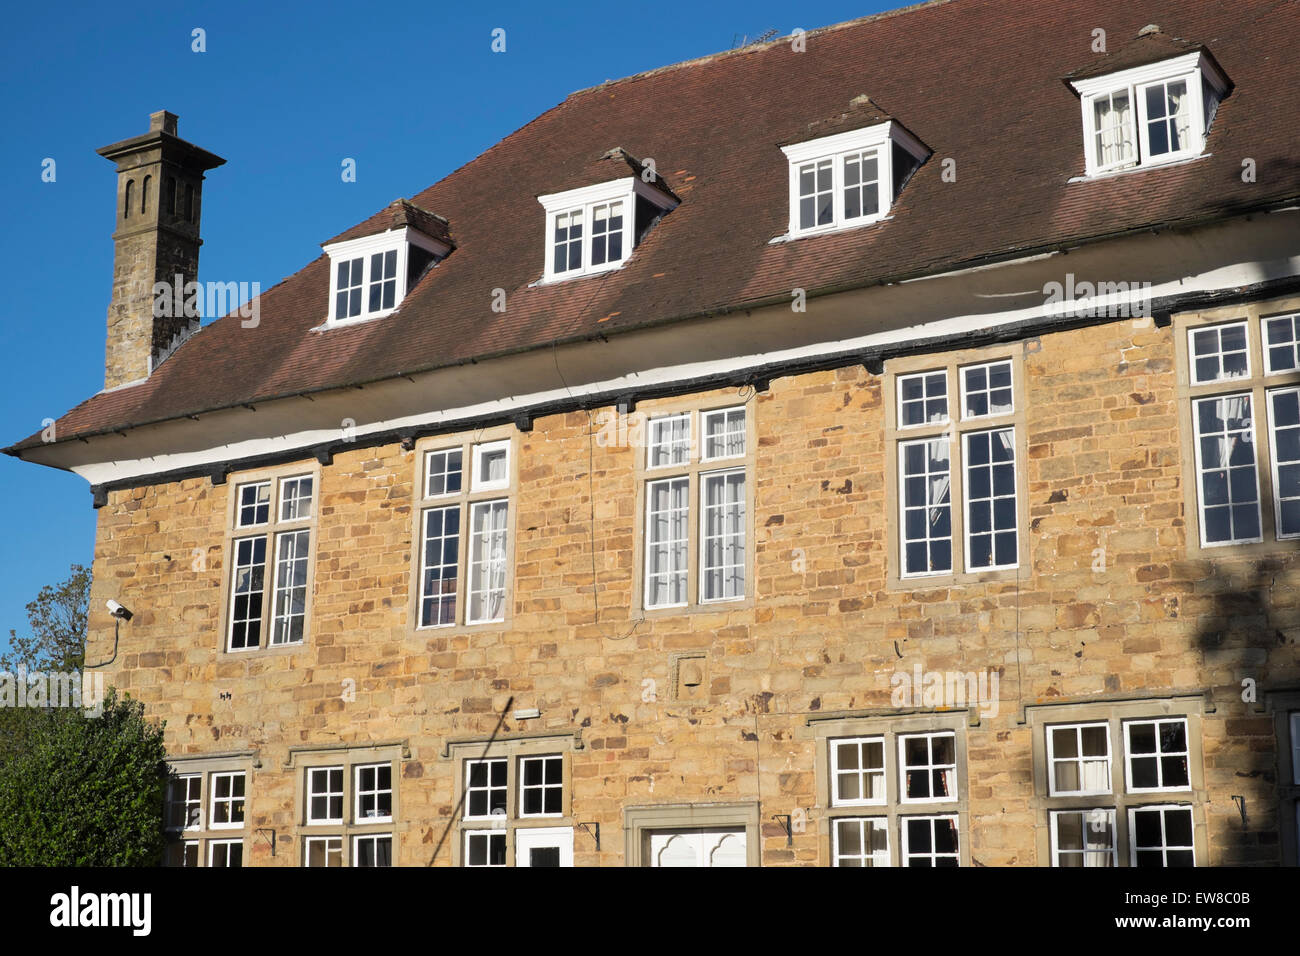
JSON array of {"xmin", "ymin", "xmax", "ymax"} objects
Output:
[{"xmin": 96, "ymin": 111, "xmax": 225, "ymax": 389}]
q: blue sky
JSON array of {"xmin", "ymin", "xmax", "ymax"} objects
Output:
[{"xmin": 0, "ymin": 0, "xmax": 894, "ymax": 653}]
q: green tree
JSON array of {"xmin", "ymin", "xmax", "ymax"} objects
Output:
[
  {"xmin": 2, "ymin": 563, "xmax": 91, "ymax": 673},
  {"xmin": 0, "ymin": 690, "xmax": 169, "ymax": 866}
]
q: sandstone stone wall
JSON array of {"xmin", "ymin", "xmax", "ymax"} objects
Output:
[{"xmin": 83, "ymin": 313, "xmax": 1300, "ymax": 865}]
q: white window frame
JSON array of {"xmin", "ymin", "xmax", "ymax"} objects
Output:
[
  {"xmin": 962, "ymin": 427, "xmax": 1020, "ymax": 572},
  {"xmin": 354, "ymin": 763, "xmax": 393, "ymax": 824},
  {"xmin": 471, "ymin": 439, "xmax": 511, "ymax": 492},
  {"xmin": 227, "ymin": 473, "xmax": 315, "ymax": 653},
  {"xmin": 207, "ymin": 838, "xmax": 243, "ymax": 867},
  {"xmin": 415, "ymin": 437, "xmax": 513, "ymax": 630},
  {"xmin": 1263, "ymin": 313, "xmax": 1300, "ymax": 375},
  {"xmin": 517, "ymin": 754, "xmax": 564, "ymax": 819},
  {"xmin": 352, "ymin": 833, "xmax": 393, "ymax": 867},
  {"xmin": 898, "ymin": 434, "xmax": 953, "ymax": 579},
  {"xmin": 1268, "ymin": 386, "xmax": 1300, "ymax": 541},
  {"xmin": 1123, "ymin": 718, "xmax": 1192, "ymax": 794},
  {"xmin": 466, "ymin": 498, "xmax": 509, "ymax": 625},
  {"xmin": 698, "ymin": 467, "xmax": 747, "ymax": 605},
  {"xmin": 779, "ymin": 121, "xmax": 927, "ymax": 238},
  {"xmin": 322, "ymin": 227, "xmax": 449, "ymax": 326},
  {"xmin": 166, "ymin": 773, "xmax": 203, "ymax": 832},
  {"xmin": 515, "ymin": 826, "xmax": 575, "ymax": 867},
  {"xmin": 647, "ymin": 413, "xmax": 692, "ymax": 470},
  {"xmin": 1045, "ymin": 722, "xmax": 1113, "ymax": 797},
  {"xmin": 304, "ymin": 835, "xmax": 343, "ymax": 867},
  {"xmin": 1190, "ymin": 392, "xmax": 1264, "ymax": 547},
  {"xmin": 1127, "ymin": 804, "xmax": 1196, "ymax": 867},
  {"xmin": 209, "ymin": 771, "xmax": 246, "ymax": 830},
  {"xmin": 897, "ymin": 370, "xmax": 950, "ymax": 429},
  {"xmin": 464, "ymin": 829, "xmax": 507, "ymax": 867},
  {"xmin": 829, "ymin": 736, "xmax": 887, "ymax": 808},
  {"xmin": 700, "ymin": 405, "xmax": 747, "ymax": 462},
  {"xmin": 831, "ymin": 816, "xmax": 890, "ymax": 867},
  {"xmin": 463, "ymin": 757, "xmax": 509, "ymax": 822},
  {"xmin": 537, "ymin": 177, "xmax": 676, "ymax": 283},
  {"xmin": 644, "ymin": 475, "xmax": 690, "ymax": 610},
  {"xmin": 1071, "ymin": 51, "xmax": 1229, "ymax": 178},
  {"xmin": 425, "ymin": 448, "xmax": 464, "ymax": 499},
  {"xmin": 1049, "ymin": 808, "xmax": 1118, "ymax": 867},
  {"xmin": 306, "ymin": 766, "xmax": 345, "ymax": 825},
  {"xmin": 1188, "ymin": 321, "xmax": 1251, "ymax": 385},
  {"xmin": 959, "ymin": 360, "xmax": 1015, "ymax": 420},
  {"xmin": 269, "ymin": 526, "xmax": 311, "ymax": 646},
  {"xmin": 898, "ymin": 731, "xmax": 958, "ymax": 804},
  {"xmin": 899, "ymin": 814, "xmax": 960, "ymax": 867}
]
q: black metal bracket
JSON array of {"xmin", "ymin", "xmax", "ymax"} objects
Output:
[
  {"xmin": 577, "ymin": 821, "xmax": 600, "ymax": 851},
  {"xmin": 255, "ymin": 827, "xmax": 277, "ymax": 857},
  {"xmin": 313, "ymin": 445, "xmax": 333, "ymax": 466},
  {"xmin": 513, "ymin": 411, "xmax": 534, "ymax": 433},
  {"xmin": 91, "ymin": 485, "xmax": 107, "ymax": 509},
  {"xmin": 862, "ymin": 356, "xmax": 884, "ymax": 376},
  {"xmin": 209, "ymin": 466, "xmax": 229, "ymax": 486},
  {"xmin": 1231, "ymin": 795, "xmax": 1247, "ymax": 828},
  {"xmin": 771, "ymin": 813, "xmax": 793, "ymax": 847}
]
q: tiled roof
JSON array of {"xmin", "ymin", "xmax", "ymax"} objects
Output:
[{"xmin": 10, "ymin": 0, "xmax": 1300, "ymax": 453}]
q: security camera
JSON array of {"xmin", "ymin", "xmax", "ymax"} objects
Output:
[{"xmin": 106, "ymin": 599, "xmax": 133, "ymax": 622}]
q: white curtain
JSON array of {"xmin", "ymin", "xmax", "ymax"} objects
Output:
[
  {"xmin": 1095, "ymin": 92, "xmax": 1133, "ymax": 166},
  {"xmin": 1214, "ymin": 396, "xmax": 1251, "ymax": 467},
  {"xmin": 926, "ymin": 439, "xmax": 951, "ymax": 527},
  {"xmin": 485, "ymin": 451, "xmax": 507, "ymax": 484},
  {"xmin": 471, "ymin": 501, "xmax": 508, "ymax": 621},
  {"xmin": 1168, "ymin": 84, "xmax": 1191, "ymax": 151}
]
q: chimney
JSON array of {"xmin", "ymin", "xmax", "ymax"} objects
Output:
[{"xmin": 96, "ymin": 111, "xmax": 225, "ymax": 389}]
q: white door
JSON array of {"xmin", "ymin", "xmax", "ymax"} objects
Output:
[
  {"xmin": 648, "ymin": 828, "xmax": 747, "ymax": 867},
  {"xmin": 515, "ymin": 826, "xmax": 574, "ymax": 867}
]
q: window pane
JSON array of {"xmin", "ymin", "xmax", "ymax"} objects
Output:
[
  {"xmin": 834, "ymin": 818, "xmax": 889, "ymax": 866},
  {"xmin": 1194, "ymin": 394, "xmax": 1260, "ymax": 544},
  {"xmin": 279, "ymin": 476, "xmax": 313, "ymax": 521},
  {"xmin": 648, "ymin": 414, "xmax": 690, "ymax": 468},
  {"xmin": 270, "ymin": 529, "xmax": 311, "ymax": 645},
  {"xmin": 426, "ymin": 448, "xmax": 464, "ymax": 497},
  {"xmin": 898, "ymin": 371, "xmax": 948, "ymax": 427},
  {"xmin": 965, "ymin": 429, "xmax": 1017, "ymax": 570},
  {"xmin": 230, "ymin": 535, "xmax": 266, "ymax": 650},
  {"xmin": 900, "ymin": 437, "xmax": 951, "ymax": 575},
  {"xmin": 467, "ymin": 501, "xmax": 508, "ymax": 624},
  {"xmin": 1093, "ymin": 89, "xmax": 1135, "ymax": 167},
  {"xmin": 703, "ymin": 407, "xmax": 746, "ymax": 459},
  {"xmin": 1264, "ymin": 314, "xmax": 1300, "ymax": 373},
  {"xmin": 420, "ymin": 505, "xmax": 460, "ymax": 627},
  {"xmin": 646, "ymin": 477, "xmax": 689, "ymax": 607},
  {"xmin": 701, "ymin": 471, "xmax": 746, "ymax": 601},
  {"xmin": 1271, "ymin": 389, "xmax": 1300, "ymax": 537}
]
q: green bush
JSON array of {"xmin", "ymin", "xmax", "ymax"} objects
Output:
[{"xmin": 0, "ymin": 690, "xmax": 168, "ymax": 866}]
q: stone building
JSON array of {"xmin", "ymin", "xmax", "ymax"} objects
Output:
[{"xmin": 7, "ymin": 0, "xmax": 1300, "ymax": 867}]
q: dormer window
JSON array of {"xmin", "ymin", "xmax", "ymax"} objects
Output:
[
  {"xmin": 538, "ymin": 177, "xmax": 676, "ymax": 283},
  {"xmin": 1070, "ymin": 50, "xmax": 1230, "ymax": 177},
  {"xmin": 779, "ymin": 121, "xmax": 928, "ymax": 239},
  {"xmin": 320, "ymin": 200, "xmax": 453, "ymax": 327}
]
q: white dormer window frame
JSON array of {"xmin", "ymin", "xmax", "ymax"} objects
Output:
[
  {"xmin": 1071, "ymin": 51, "xmax": 1230, "ymax": 178},
  {"xmin": 537, "ymin": 178, "xmax": 677, "ymax": 283},
  {"xmin": 322, "ymin": 227, "xmax": 450, "ymax": 326},
  {"xmin": 779, "ymin": 121, "xmax": 928, "ymax": 240}
]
